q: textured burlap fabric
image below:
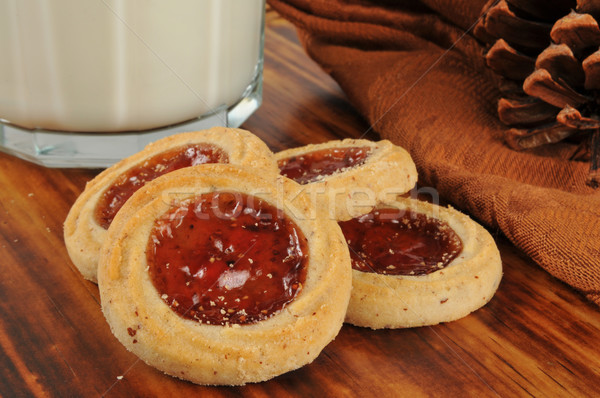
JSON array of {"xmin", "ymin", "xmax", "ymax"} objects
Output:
[{"xmin": 268, "ymin": 0, "xmax": 600, "ymax": 305}]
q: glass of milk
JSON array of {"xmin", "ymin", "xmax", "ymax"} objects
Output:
[{"xmin": 0, "ymin": 0, "xmax": 265, "ymax": 167}]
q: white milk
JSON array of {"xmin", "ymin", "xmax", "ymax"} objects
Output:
[{"xmin": 0, "ymin": 0, "xmax": 264, "ymax": 132}]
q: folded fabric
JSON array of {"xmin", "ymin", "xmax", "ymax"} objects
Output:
[{"xmin": 268, "ymin": 0, "xmax": 600, "ymax": 305}]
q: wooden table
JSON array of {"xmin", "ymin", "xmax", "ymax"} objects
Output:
[{"xmin": 2, "ymin": 9, "xmax": 600, "ymax": 397}]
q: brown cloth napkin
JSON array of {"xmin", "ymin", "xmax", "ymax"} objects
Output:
[{"xmin": 268, "ymin": 0, "xmax": 600, "ymax": 305}]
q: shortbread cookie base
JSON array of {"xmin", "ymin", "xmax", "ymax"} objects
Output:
[
  {"xmin": 345, "ymin": 197, "xmax": 503, "ymax": 329},
  {"xmin": 64, "ymin": 127, "xmax": 277, "ymax": 282},
  {"xmin": 97, "ymin": 164, "xmax": 352, "ymax": 385},
  {"xmin": 274, "ymin": 139, "xmax": 417, "ymax": 221}
]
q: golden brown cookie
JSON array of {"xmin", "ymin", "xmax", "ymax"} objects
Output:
[
  {"xmin": 274, "ymin": 139, "xmax": 417, "ymax": 221},
  {"xmin": 64, "ymin": 127, "xmax": 277, "ymax": 282},
  {"xmin": 338, "ymin": 197, "xmax": 502, "ymax": 329},
  {"xmin": 97, "ymin": 164, "xmax": 352, "ymax": 385}
]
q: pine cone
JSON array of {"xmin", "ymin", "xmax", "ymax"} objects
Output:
[{"xmin": 475, "ymin": 0, "xmax": 600, "ymax": 187}]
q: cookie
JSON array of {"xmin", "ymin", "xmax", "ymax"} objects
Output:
[
  {"xmin": 274, "ymin": 139, "xmax": 417, "ymax": 221},
  {"xmin": 64, "ymin": 127, "xmax": 277, "ymax": 282},
  {"xmin": 339, "ymin": 197, "xmax": 503, "ymax": 329},
  {"xmin": 97, "ymin": 164, "xmax": 352, "ymax": 385}
]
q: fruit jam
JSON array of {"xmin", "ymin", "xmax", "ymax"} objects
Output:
[
  {"xmin": 147, "ymin": 191, "xmax": 308, "ymax": 325},
  {"xmin": 339, "ymin": 208, "xmax": 463, "ymax": 276},
  {"xmin": 278, "ymin": 146, "xmax": 370, "ymax": 184},
  {"xmin": 95, "ymin": 143, "xmax": 228, "ymax": 229}
]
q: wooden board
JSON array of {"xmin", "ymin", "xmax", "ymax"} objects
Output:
[{"xmin": 1, "ymin": 9, "xmax": 600, "ymax": 397}]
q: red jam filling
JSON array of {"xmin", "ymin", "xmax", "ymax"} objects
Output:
[
  {"xmin": 94, "ymin": 143, "xmax": 228, "ymax": 229},
  {"xmin": 147, "ymin": 192, "xmax": 308, "ymax": 326},
  {"xmin": 338, "ymin": 208, "xmax": 463, "ymax": 276},
  {"xmin": 278, "ymin": 146, "xmax": 371, "ymax": 184}
]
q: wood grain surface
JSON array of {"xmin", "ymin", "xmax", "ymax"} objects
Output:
[{"xmin": 2, "ymin": 8, "xmax": 600, "ymax": 397}]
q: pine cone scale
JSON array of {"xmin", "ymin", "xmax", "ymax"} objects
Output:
[
  {"xmin": 484, "ymin": 1, "xmax": 553, "ymax": 52},
  {"xmin": 577, "ymin": 0, "xmax": 600, "ymax": 16},
  {"xmin": 498, "ymin": 97, "xmax": 559, "ymax": 126},
  {"xmin": 523, "ymin": 69, "xmax": 591, "ymax": 108},
  {"xmin": 550, "ymin": 11, "xmax": 600, "ymax": 53},
  {"xmin": 557, "ymin": 105, "xmax": 600, "ymax": 129},
  {"xmin": 583, "ymin": 50, "xmax": 600, "ymax": 90},
  {"xmin": 506, "ymin": 124, "xmax": 578, "ymax": 149},
  {"xmin": 536, "ymin": 44, "xmax": 585, "ymax": 87},
  {"xmin": 486, "ymin": 39, "xmax": 535, "ymax": 80}
]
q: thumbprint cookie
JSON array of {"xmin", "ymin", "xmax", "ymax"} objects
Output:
[
  {"xmin": 97, "ymin": 164, "xmax": 352, "ymax": 385},
  {"xmin": 274, "ymin": 139, "xmax": 417, "ymax": 221},
  {"xmin": 338, "ymin": 197, "xmax": 502, "ymax": 329},
  {"xmin": 64, "ymin": 128, "xmax": 277, "ymax": 282}
]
